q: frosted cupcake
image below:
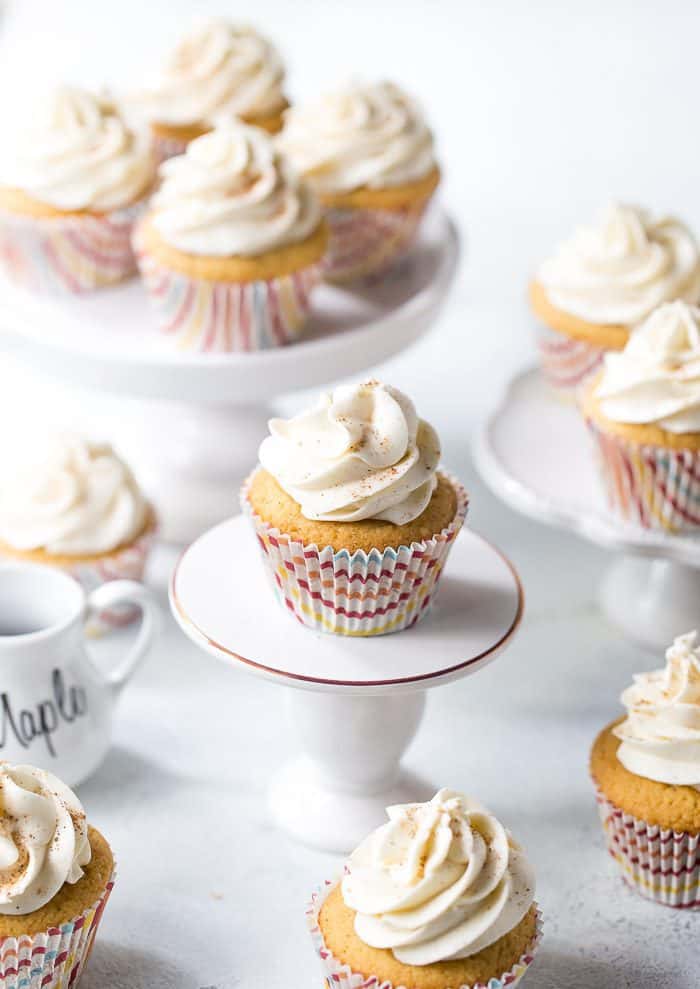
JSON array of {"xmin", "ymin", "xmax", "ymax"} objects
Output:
[
  {"xmin": 581, "ymin": 301, "xmax": 700, "ymax": 532},
  {"xmin": 278, "ymin": 81, "xmax": 439, "ymax": 283},
  {"xmin": 531, "ymin": 204, "xmax": 700, "ymax": 394},
  {"xmin": 0, "ymin": 761, "xmax": 114, "ymax": 985},
  {"xmin": 135, "ymin": 122, "xmax": 327, "ymax": 352},
  {"xmin": 0, "ymin": 433, "xmax": 155, "ymax": 621},
  {"xmin": 242, "ymin": 380, "xmax": 468, "ymax": 635},
  {"xmin": 591, "ymin": 631, "xmax": 700, "ymax": 907},
  {"xmin": 0, "ymin": 86, "xmax": 155, "ymax": 293},
  {"xmin": 308, "ymin": 789, "xmax": 542, "ymax": 989},
  {"xmin": 135, "ymin": 18, "xmax": 289, "ymax": 161}
]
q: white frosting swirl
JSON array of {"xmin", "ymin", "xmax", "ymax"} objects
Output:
[
  {"xmin": 341, "ymin": 789, "xmax": 535, "ymax": 966},
  {"xmin": 538, "ymin": 204, "xmax": 700, "ymax": 326},
  {"xmin": 614, "ymin": 631, "xmax": 700, "ymax": 786},
  {"xmin": 151, "ymin": 123, "xmax": 321, "ymax": 256},
  {"xmin": 1, "ymin": 86, "xmax": 153, "ymax": 211},
  {"xmin": 0, "ymin": 434, "xmax": 148, "ymax": 556},
  {"xmin": 595, "ymin": 301, "xmax": 700, "ymax": 432},
  {"xmin": 258, "ymin": 381, "xmax": 440, "ymax": 524},
  {"xmin": 0, "ymin": 763, "xmax": 91, "ymax": 915},
  {"xmin": 277, "ymin": 81, "xmax": 436, "ymax": 194},
  {"xmin": 137, "ymin": 19, "xmax": 285, "ymax": 126}
]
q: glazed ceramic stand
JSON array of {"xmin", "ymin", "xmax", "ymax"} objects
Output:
[
  {"xmin": 474, "ymin": 367, "xmax": 700, "ymax": 650},
  {"xmin": 0, "ymin": 209, "xmax": 458, "ymax": 544},
  {"xmin": 169, "ymin": 515, "xmax": 523, "ymax": 853}
]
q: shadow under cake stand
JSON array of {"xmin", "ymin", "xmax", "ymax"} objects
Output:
[
  {"xmin": 169, "ymin": 514, "xmax": 523, "ymax": 853},
  {"xmin": 0, "ymin": 208, "xmax": 458, "ymax": 544},
  {"xmin": 474, "ymin": 366, "xmax": 700, "ymax": 650}
]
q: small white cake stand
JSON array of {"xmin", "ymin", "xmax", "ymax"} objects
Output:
[
  {"xmin": 169, "ymin": 514, "xmax": 522, "ymax": 852},
  {"xmin": 0, "ymin": 209, "xmax": 458, "ymax": 544},
  {"xmin": 474, "ymin": 367, "xmax": 700, "ymax": 650}
]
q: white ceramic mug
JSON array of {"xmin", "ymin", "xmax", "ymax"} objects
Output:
[{"xmin": 0, "ymin": 562, "xmax": 159, "ymax": 786}]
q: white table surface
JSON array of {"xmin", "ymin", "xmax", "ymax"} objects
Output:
[{"xmin": 1, "ymin": 2, "xmax": 698, "ymax": 986}]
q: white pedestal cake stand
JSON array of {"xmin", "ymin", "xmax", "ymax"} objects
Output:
[
  {"xmin": 0, "ymin": 209, "xmax": 459, "ymax": 544},
  {"xmin": 169, "ymin": 514, "xmax": 523, "ymax": 853},
  {"xmin": 474, "ymin": 366, "xmax": 700, "ymax": 650}
]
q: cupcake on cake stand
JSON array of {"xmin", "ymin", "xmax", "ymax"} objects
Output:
[
  {"xmin": 0, "ymin": 208, "xmax": 458, "ymax": 544},
  {"xmin": 169, "ymin": 512, "xmax": 522, "ymax": 852},
  {"xmin": 474, "ymin": 366, "xmax": 700, "ymax": 651}
]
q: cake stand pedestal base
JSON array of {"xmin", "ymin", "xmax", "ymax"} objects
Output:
[
  {"xmin": 600, "ymin": 557, "xmax": 700, "ymax": 651},
  {"xmin": 170, "ymin": 515, "xmax": 523, "ymax": 852},
  {"xmin": 269, "ymin": 691, "xmax": 431, "ymax": 852}
]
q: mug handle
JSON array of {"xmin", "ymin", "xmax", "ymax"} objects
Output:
[{"xmin": 85, "ymin": 580, "xmax": 161, "ymax": 692}]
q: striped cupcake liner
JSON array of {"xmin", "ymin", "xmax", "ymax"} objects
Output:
[
  {"xmin": 323, "ymin": 199, "xmax": 431, "ymax": 284},
  {"xmin": 585, "ymin": 419, "xmax": 700, "ymax": 533},
  {"xmin": 535, "ymin": 324, "xmax": 606, "ymax": 395},
  {"xmin": 0, "ymin": 201, "xmax": 146, "ymax": 294},
  {"xmin": 595, "ymin": 788, "xmax": 700, "ymax": 908},
  {"xmin": 306, "ymin": 881, "xmax": 542, "ymax": 989},
  {"xmin": 0, "ymin": 870, "xmax": 115, "ymax": 988},
  {"xmin": 241, "ymin": 470, "xmax": 469, "ymax": 636},
  {"xmin": 134, "ymin": 228, "xmax": 325, "ymax": 353}
]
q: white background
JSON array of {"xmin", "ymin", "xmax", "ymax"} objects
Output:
[{"xmin": 0, "ymin": 2, "xmax": 698, "ymax": 987}]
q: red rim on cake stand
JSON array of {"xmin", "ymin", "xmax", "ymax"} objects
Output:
[
  {"xmin": 169, "ymin": 513, "xmax": 523, "ymax": 853},
  {"xmin": 0, "ymin": 208, "xmax": 459, "ymax": 544},
  {"xmin": 474, "ymin": 366, "xmax": 700, "ymax": 651}
]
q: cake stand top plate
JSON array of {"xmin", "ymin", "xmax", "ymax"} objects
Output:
[
  {"xmin": 0, "ymin": 208, "xmax": 458, "ymax": 405},
  {"xmin": 474, "ymin": 367, "xmax": 700, "ymax": 567},
  {"xmin": 169, "ymin": 514, "xmax": 522, "ymax": 694}
]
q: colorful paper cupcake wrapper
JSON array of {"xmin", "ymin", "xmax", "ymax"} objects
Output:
[
  {"xmin": 306, "ymin": 881, "xmax": 542, "ymax": 989},
  {"xmin": 241, "ymin": 470, "xmax": 469, "ymax": 636},
  {"xmin": 595, "ymin": 788, "xmax": 700, "ymax": 908},
  {"xmin": 535, "ymin": 324, "xmax": 606, "ymax": 394},
  {"xmin": 0, "ymin": 869, "xmax": 115, "ymax": 989},
  {"xmin": 0, "ymin": 201, "xmax": 146, "ymax": 294},
  {"xmin": 585, "ymin": 418, "xmax": 700, "ymax": 533},
  {"xmin": 323, "ymin": 199, "xmax": 431, "ymax": 284},
  {"xmin": 134, "ymin": 226, "xmax": 325, "ymax": 352}
]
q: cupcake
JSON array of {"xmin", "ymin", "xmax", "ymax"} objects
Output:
[
  {"xmin": 0, "ymin": 761, "xmax": 114, "ymax": 986},
  {"xmin": 591, "ymin": 631, "xmax": 700, "ymax": 908},
  {"xmin": 530, "ymin": 204, "xmax": 700, "ymax": 394},
  {"xmin": 134, "ymin": 122, "xmax": 327, "ymax": 352},
  {"xmin": 277, "ymin": 81, "xmax": 440, "ymax": 283},
  {"xmin": 581, "ymin": 300, "xmax": 700, "ymax": 532},
  {"xmin": 308, "ymin": 789, "xmax": 542, "ymax": 989},
  {"xmin": 0, "ymin": 86, "xmax": 155, "ymax": 293},
  {"xmin": 242, "ymin": 379, "xmax": 468, "ymax": 635},
  {"xmin": 135, "ymin": 18, "xmax": 289, "ymax": 161},
  {"xmin": 0, "ymin": 433, "xmax": 155, "ymax": 623}
]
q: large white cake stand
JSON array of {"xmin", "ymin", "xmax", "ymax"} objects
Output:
[
  {"xmin": 0, "ymin": 209, "xmax": 458, "ymax": 543},
  {"xmin": 169, "ymin": 514, "xmax": 522, "ymax": 852},
  {"xmin": 474, "ymin": 367, "xmax": 700, "ymax": 650}
]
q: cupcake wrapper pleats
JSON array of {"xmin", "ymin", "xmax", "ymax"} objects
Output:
[
  {"xmin": 134, "ymin": 229, "xmax": 325, "ymax": 352},
  {"xmin": 595, "ymin": 788, "xmax": 700, "ymax": 908},
  {"xmin": 0, "ymin": 203, "xmax": 145, "ymax": 293},
  {"xmin": 0, "ymin": 871, "xmax": 115, "ymax": 989},
  {"xmin": 536, "ymin": 324, "xmax": 606, "ymax": 394},
  {"xmin": 306, "ymin": 882, "xmax": 542, "ymax": 989},
  {"xmin": 324, "ymin": 201, "xmax": 430, "ymax": 283},
  {"xmin": 585, "ymin": 418, "xmax": 700, "ymax": 532},
  {"xmin": 241, "ymin": 471, "xmax": 468, "ymax": 636}
]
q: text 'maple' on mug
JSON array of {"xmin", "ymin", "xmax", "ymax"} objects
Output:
[{"xmin": 0, "ymin": 562, "xmax": 160, "ymax": 786}]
